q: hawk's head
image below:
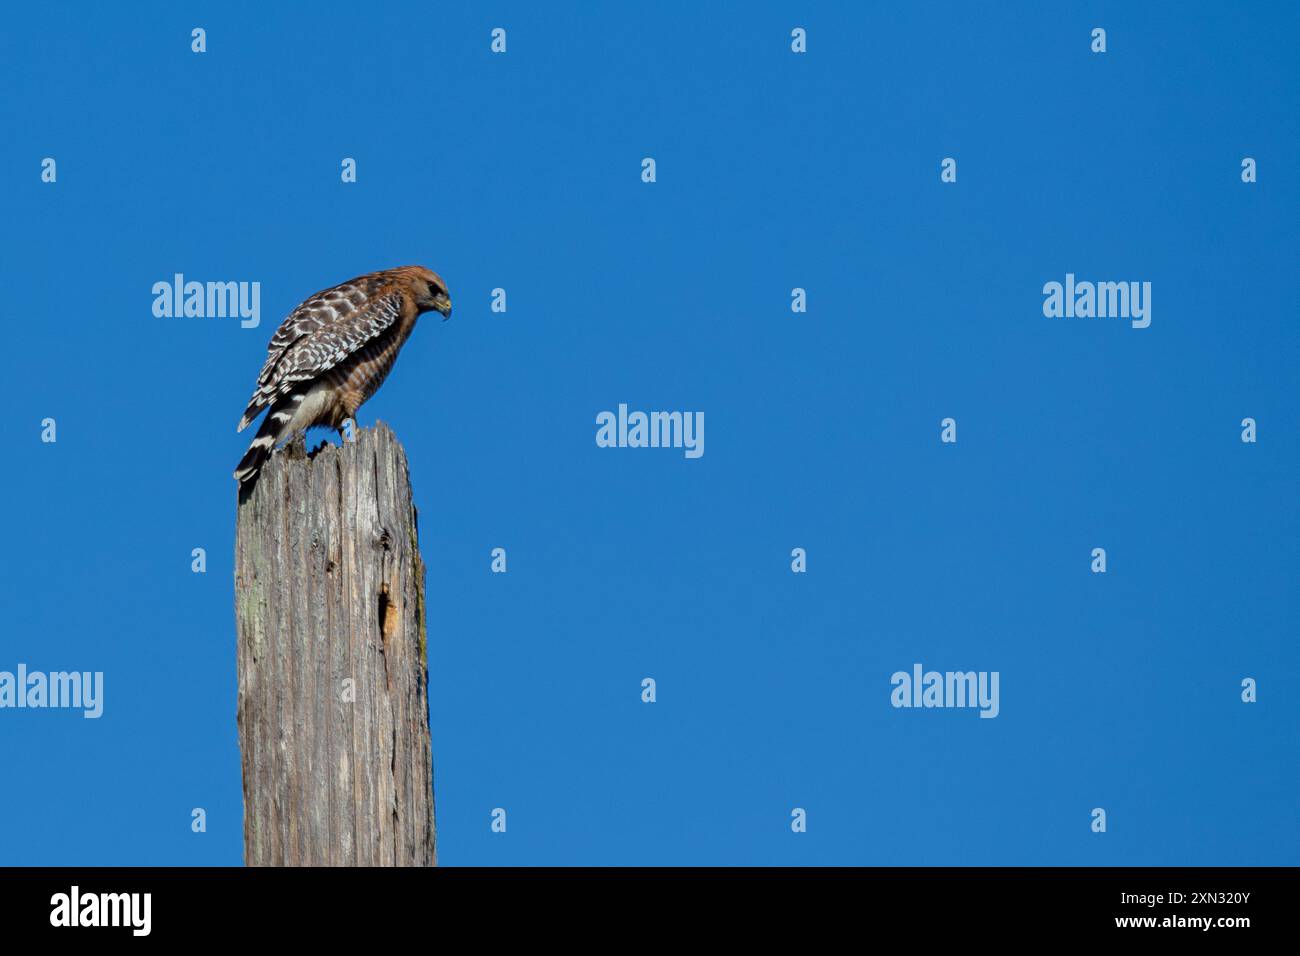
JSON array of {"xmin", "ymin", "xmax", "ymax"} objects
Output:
[{"xmin": 408, "ymin": 266, "xmax": 452, "ymax": 319}]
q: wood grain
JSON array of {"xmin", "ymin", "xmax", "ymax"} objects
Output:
[{"xmin": 234, "ymin": 423, "xmax": 435, "ymax": 866}]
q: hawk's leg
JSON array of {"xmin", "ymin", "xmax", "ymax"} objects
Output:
[{"xmin": 336, "ymin": 393, "xmax": 364, "ymax": 445}]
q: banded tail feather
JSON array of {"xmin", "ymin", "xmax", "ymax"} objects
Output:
[
  {"xmin": 233, "ymin": 392, "xmax": 306, "ymax": 482},
  {"xmin": 237, "ymin": 400, "xmax": 264, "ymax": 433}
]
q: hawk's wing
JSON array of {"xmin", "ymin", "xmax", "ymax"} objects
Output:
[{"xmin": 237, "ymin": 285, "xmax": 403, "ymax": 431}]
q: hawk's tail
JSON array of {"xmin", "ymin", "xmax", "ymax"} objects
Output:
[{"xmin": 233, "ymin": 401, "xmax": 295, "ymax": 483}]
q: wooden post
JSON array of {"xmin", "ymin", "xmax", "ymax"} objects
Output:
[{"xmin": 234, "ymin": 423, "xmax": 435, "ymax": 866}]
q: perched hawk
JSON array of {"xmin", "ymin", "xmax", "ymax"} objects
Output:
[{"xmin": 234, "ymin": 266, "xmax": 452, "ymax": 482}]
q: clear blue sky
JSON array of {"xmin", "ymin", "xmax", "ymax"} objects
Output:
[{"xmin": 1, "ymin": 1, "xmax": 1296, "ymax": 866}]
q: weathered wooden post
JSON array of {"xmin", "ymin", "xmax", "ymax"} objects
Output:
[{"xmin": 234, "ymin": 423, "xmax": 435, "ymax": 866}]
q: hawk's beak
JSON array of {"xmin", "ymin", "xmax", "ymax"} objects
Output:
[{"xmin": 435, "ymin": 295, "xmax": 452, "ymax": 319}]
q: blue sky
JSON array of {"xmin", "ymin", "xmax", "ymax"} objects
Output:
[{"xmin": 1, "ymin": 1, "xmax": 1296, "ymax": 865}]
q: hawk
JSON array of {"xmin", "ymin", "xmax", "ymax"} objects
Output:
[{"xmin": 234, "ymin": 266, "xmax": 452, "ymax": 482}]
